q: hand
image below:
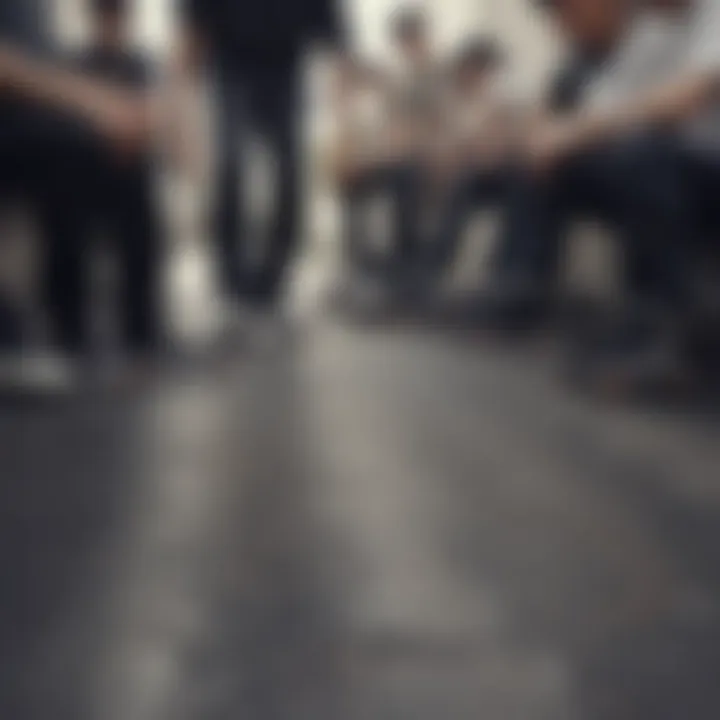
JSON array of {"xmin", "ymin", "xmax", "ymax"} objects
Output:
[
  {"xmin": 90, "ymin": 92, "xmax": 154, "ymax": 157},
  {"xmin": 524, "ymin": 118, "xmax": 579, "ymax": 175}
]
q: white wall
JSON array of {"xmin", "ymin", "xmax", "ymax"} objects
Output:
[
  {"xmin": 347, "ymin": 0, "xmax": 558, "ymax": 86},
  {"xmin": 347, "ymin": 0, "xmax": 489, "ymax": 59},
  {"xmin": 52, "ymin": 0, "xmax": 174, "ymax": 54},
  {"xmin": 54, "ymin": 0, "xmax": 559, "ymax": 82}
]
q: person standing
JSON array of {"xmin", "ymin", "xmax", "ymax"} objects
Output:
[
  {"xmin": 0, "ymin": 0, "xmax": 153, "ymax": 385},
  {"xmin": 175, "ymin": 0, "xmax": 345, "ymax": 311},
  {"xmin": 45, "ymin": 0, "xmax": 163, "ymax": 361}
]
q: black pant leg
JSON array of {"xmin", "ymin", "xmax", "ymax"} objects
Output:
[
  {"xmin": 566, "ymin": 134, "xmax": 692, "ymax": 311},
  {"xmin": 213, "ymin": 79, "xmax": 246, "ymax": 299},
  {"xmin": 387, "ymin": 162, "xmax": 424, "ymax": 276},
  {"xmin": 247, "ymin": 68, "xmax": 300, "ymax": 300},
  {"xmin": 428, "ymin": 167, "xmax": 509, "ymax": 279},
  {"xmin": 342, "ymin": 162, "xmax": 425, "ymax": 281},
  {"xmin": 112, "ymin": 165, "xmax": 162, "ymax": 352},
  {"xmin": 492, "ymin": 166, "xmax": 569, "ymax": 290},
  {"xmin": 343, "ymin": 170, "xmax": 388, "ymax": 276},
  {"xmin": 39, "ymin": 130, "xmax": 101, "ymax": 354},
  {"xmin": 40, "ymin": 197, "xmax": 90, "ymax": 354}
]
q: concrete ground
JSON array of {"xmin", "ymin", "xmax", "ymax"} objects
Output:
[{"xmin": 1, "ymin": 231, "xmax": 719, "ymax": 720}]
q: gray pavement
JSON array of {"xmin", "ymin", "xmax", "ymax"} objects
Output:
[{"xmin": 1, "ymin": 296, "xmax": 719, "ymax": 720}]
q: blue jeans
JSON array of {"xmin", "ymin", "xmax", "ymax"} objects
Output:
[{"xmin": 495, "ymin": 134, "xmax": 693, "ymax": 309}]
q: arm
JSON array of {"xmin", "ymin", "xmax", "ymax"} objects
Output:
[
  {"xmin": 158, "ymin": 10, "xmax": 210, "ymax": 174},
  {"xmin": 0, "ymin": 43, "xmax": 151, "ymax": 150},
  {"xmin": 543, "ymin": 69, "xmax": 719, "ymax": 155},
  {"xmin": 532, "ymin": 1, "xmax": 720, "ymax": 164}
]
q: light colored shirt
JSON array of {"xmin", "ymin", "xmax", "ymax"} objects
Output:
[
  {"xmin": 586, "ymin": 1, "xmax": 720, "ymax": 150},
  {"xmin": 584, "ymin": 14, "xmax": 683, "ymax": 113},
  {"xmin": 677, "ymin": 0, "xmax": 720, "ymax": 150}
]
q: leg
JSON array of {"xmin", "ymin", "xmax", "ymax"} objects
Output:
[
  {"xmin": 386, "ymin": 161, "xmax": 425, "ymax": 278},
  {"xmin": 342, "ymin": 163, "xmax": 425, "ymax": 281},
  {"xmin": 213, "ymin": 79, "xmax": 246, "ymax": 299},
  {"xmin": 342, "ymin": 169, "xmax": 391, "ymax": 277},
  {"xmin": 491, "ymin": 164, "xmax": 570, "ymax": 302},
  {"xmin": 40, "ymin": 198, "xmax": 90, "ymax": 354},
  {"xmin": 113, "ymin": 164, "xmax": 162, "ymax": 353},
  {"xmin": 39, "ymin": 139, "xmax": 98, "ymax": 355},
  {"xmin": 426, "ymin": 167, "xmax": 509, "ymax": 281},
  {"xmin": 247, "ymin": 68, "xmax": 300, "ymax": 302},
  {"xmin": 558, "ymin": 135, "xmax": 695, "ymax": 391},
  {"xmin": 569, "ymin": 134, "xmax": 692, "ymax": 312}
]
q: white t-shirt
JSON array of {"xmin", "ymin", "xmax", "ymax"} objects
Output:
[
  {"xmin": 586, "ymin": 1, "xmax": 720, "ymax": 150},
  {"xmin": 584, "ymin": 13, "xmax": 684, "ymax": 112},
  {"xmin": 677, "ymin": 0, "xmax": 720, "ymax": 150}
]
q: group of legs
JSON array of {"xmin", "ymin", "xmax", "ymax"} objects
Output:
[
  {"xmin": 0, "ymin": 109, "xmax": 160, "ymax": 361},
  {"xmin": 213, "ymin": 66, "xmax": 300, "ymax": 309},
  {"xmin": 339, "ymin": 128, "xmax": 720, "ymax": 386}
]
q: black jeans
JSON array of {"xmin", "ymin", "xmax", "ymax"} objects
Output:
[
  {"xmin": 0, "ymin": 108, "xmax": 69, "ymax": 350},
  {"xmin": 41, "ymin": 138, "xmax": 161, "ymax": 355},
  {"xmin": 214, "ymin": 66, "xmax": 299, "ymax": 302},
  {"xmin": 495, "ymin": 134, "xmax": 692, "ymax": 310},
  {"xmin": 425, "ymin": 166, "xmax": 511, "ymax": 279},
  {"xmin": 342, "ymin": 162, "xmax": 424, "ymax": 279},
  {"xmin": 682, "ymin": 146, "xmax": 720, "ymax": 249}
]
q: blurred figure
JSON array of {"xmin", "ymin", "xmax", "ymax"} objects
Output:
[
  {"xmin": 486, "ymin": 0, "xmax": 641, "ymax": 323},
  {"xmin": 43, "ymin": 0, "xmax": 162, "ymax": 363},
  {"xmin": 174, "ymin": 0, "xmax": 344, "ymax": 313},
  {"xmin": 389, "ymin": 6, "xmax": 443, "ymax": 129},
  {"xmin": 0, "ymin": 0, "xmax": 155, "ymax": 386},
  {"xmin": 456, "ymin": 0, "xmax": 653, "ymax": 335},
  {"xmin": 325, "ymin": 55, "xmax": 425, "ymax": 294},
  {"xmin": 418, "ymin": 37, "xmax": 514, "ymax": 287},
  {"xmin": 329, "ymin": 7, "xmax": 446, "ymax": 302},
  {"xmin": 500, "ymin": 0, "xmax": 720, "ymax": 390}
]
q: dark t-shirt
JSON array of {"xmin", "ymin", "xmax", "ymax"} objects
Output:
[
  {"xmin": 74, "ymin": 46, "xmax": 152, "ymax": 90},
  {"xmin": 0, "ymin": 0, "xmax": 54, "ymax": 136},
  {"xmin": 546, "ymin": 50, "xmax": 607, "ymax": 114},
  {"xmin": 181, "ymin": 0, "xmax": 342, "ymax": 70}
]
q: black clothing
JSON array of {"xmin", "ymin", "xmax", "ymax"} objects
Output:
[
  {"xmin": 182, "ymin": 0, "xmax": 343, "ymax": 302},
  {"xmin": 214, "ymin": 68, "xmax": 299, "ymax": 301},
  {"xmin": 42, "ymin": 47, "xmax": 161, "ymax": 353},
  {"xmin": 343, "ymin": 163, "xmax": 424, "ymax": 280},
  {"xmin": 546, "ymin": 50, "xmax": 607, "ymax": 114},
  {"xmin": 0, "ymin": 0, "xmax": 52, "ymax": 348},
  {"xmin": 0, "ymin": 0, "xmax": 47, "ymax": 52},
  {"xmin": 182, "ymin": 0, "xmax": 343, "ymax": 68}
]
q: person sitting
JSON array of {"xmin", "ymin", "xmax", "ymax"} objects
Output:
[
  {"xmin": 382, "ymin": 6, "xmax": 445, "ymax": 279},
  {"xmin": 407, "ymin": 0, "xmax": 619, "ymax": 321},
  {"xmin": 467, "ymin": 0, "xmax": 667, "ymax": 332},
  {"xmin": 0, "ymin": 0, "xmax": 154, "ymax": 386},
  {"xmin": 418, "ymin": 36, "xmax": 515, "ymax": 288},
  {"xmin": 325, "ymin": 55, "xmax": 424, "ymax": 290},
  {"xmin": 42, "ymin": 0, "xmax": 163, "ymax": 365},
  {"xmin": 499, "ymin": 0, "xmax": 720, "ymax": 390}
]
